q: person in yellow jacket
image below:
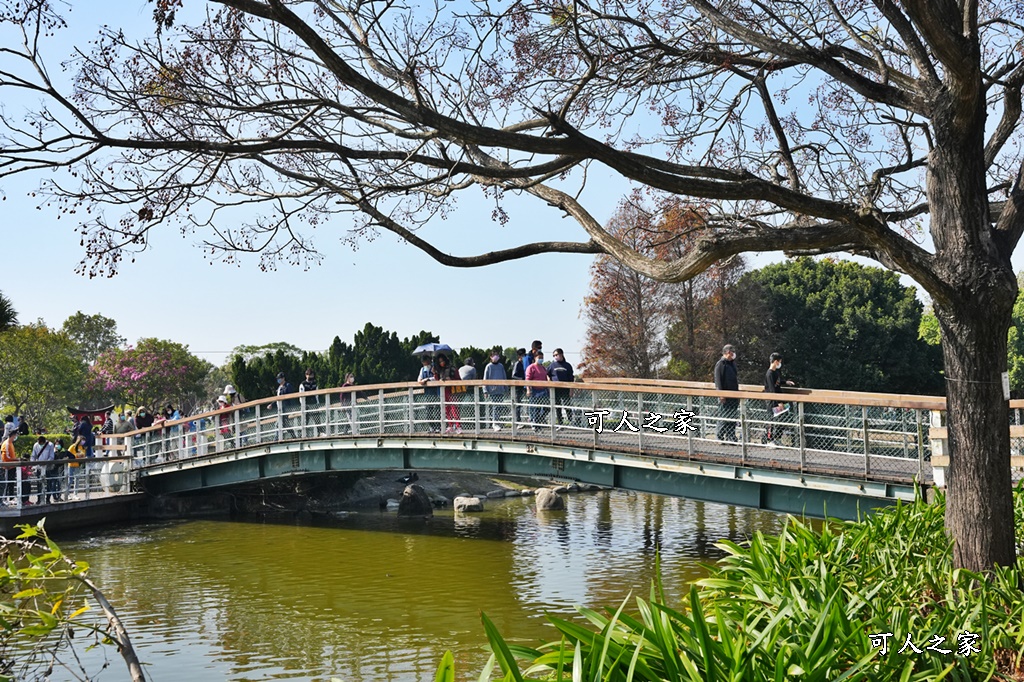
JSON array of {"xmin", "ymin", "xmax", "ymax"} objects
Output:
[{"xmin": 1, "ymin": 434, "xmax": 17, "ymax": 505}]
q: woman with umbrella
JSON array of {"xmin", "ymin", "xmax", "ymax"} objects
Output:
[
  {"xmin": 433, "ymin": 353, "xmax": 462, "ymax": 434},
  {"xmin": 413, "ymin": 343, "xmax": 453, "ymax": 433}
]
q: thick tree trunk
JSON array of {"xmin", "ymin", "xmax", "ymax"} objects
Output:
[
  {"xmin": 937, "ymin": 297, "xmax": 1017, "ymax": 572},
  {"xmin": 927, "ymin": 61, "xmax": 1018, "ymax": 572}
]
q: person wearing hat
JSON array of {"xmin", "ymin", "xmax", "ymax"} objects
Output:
[
  {"xmin": 275, "ymin": 372, "xmax": 294, "ymax": 396},
  {"xmin": 458, "ymin": 357, "xmax": 477, "ymax": 380},
  {"xmin": 214, "ymin": 395, "xmax": 234, "ymax": 450},
  {"xmin": 223, "ymin": 384, "xmax": 243, "ymax": 407},
  {"xmin": 714, "ymin": 344, "xmax": 740, "ymax": 442},
  {"xmin": 456, "ymin": 357, "xmax": 477, "ymax": 426}
]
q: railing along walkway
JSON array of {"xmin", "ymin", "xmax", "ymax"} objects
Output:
[{"xmin": 125, "ymin": 380, "xmax": 941, "ymax": 488}]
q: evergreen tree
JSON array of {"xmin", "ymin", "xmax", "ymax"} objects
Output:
[{"xmin": 733, "ymin": 259, "xmax": 943, "ymax": 395}]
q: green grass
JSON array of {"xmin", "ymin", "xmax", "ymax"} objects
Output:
[{"xmin": 440, "ymin": 487, "xmax": 1024, "ymax": 681}]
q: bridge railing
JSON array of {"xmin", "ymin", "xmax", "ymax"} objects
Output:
[
  {"xmin": 124, "ymin": 380, "xmax": 943, "ymax": 486},
  {"xmin": 0, "ymin": 452, "xmax": 134, "ymax": 510}
]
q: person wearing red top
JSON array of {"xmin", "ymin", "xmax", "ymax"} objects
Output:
[
  {"xmin": 525, "ymin": 351, "xmax": 550, "ymax": 428},
  {"xmin": 433, "ymin": 354, "xmax": 462, "ymax": 434}
]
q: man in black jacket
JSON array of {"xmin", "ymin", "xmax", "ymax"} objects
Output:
[
  {"xmin": 547, "ymin": 348, "xmax": 576, "ymax": 426},
  {"xmin": 763, "ymin": 352, "xmax": 795, "ymax": 445},
  {"xmin": 714, "ymin": 345, "xmax": 740, "ymax": 441}
]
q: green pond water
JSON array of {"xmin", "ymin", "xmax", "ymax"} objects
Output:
[{"xmin": 58, "ymin": 490, "xmax": 788, "ymax": 681}]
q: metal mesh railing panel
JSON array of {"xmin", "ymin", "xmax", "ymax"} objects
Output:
[{"xmin": 108, "ymin": 382, "xmax": 941, "ymax": 491}]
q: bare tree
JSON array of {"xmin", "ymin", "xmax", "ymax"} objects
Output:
[
  {"xmin": 1, "ymin": 0, "xmax": 1023, "ymax": 572},
  {"xmin": 665, "ymin": 253, "xmax": 747, "ymax": 382},
  {"xmin": 582, "ymin": 198, "xmax": 677, "ymax": 378}
]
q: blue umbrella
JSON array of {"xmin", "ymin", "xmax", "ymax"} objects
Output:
[{"xmin": 412, "ymin": 342, "xmax": 454, "ymax": 357}]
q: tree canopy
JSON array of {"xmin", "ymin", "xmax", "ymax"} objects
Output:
[
  {"xmin": 0, "ymin": 323, "xmax": 86, "ymax": 428},
  {"xmin": 86, "ymin": 338, "xmax": 210, "ymax": 411},
  {"xmin": 0, "ymin": 292, "xmax": 16, "ymax": 332},
  {"xmin": 732, "ymin": 258, "xmax": 944, "ymax": 394},
  {"xmin": 229, "ymin": 324, "xmax": 441, "ymax": 399},
  {"xmin": 3, "ymin": 0, "xmax": 1023, "ymax": 571},
  {"xmin": 60, "ymin": 311, "xmax": 125, "ymax": 365}
]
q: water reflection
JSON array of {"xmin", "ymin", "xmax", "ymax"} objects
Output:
[{"xmin": 60, "ymin": 490, "xmax": 787, "ymax": 681}]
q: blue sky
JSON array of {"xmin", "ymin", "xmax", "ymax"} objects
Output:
[
  {"xmin": 3, "ymin": 166, "xmax": 623, "ymax": 366},
  {"xmin": 3, "ymin": 1, "xmax": 1019, "ymax": 374},
  {"xmin": 0, "ymin": 2, "xmax": 623, "ymax": 368}
]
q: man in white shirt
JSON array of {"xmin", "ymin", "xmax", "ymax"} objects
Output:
[{"xmin": 30, "ymin": 435, "xmax": 56, "ymax": 504}]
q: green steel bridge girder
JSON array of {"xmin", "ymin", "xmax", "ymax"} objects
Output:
[{"xmin": 138, "ymin": 437, "xmax": 917, "ymax": 521}]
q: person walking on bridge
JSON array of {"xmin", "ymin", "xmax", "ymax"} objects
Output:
[
  {"xmin": 338, "ymin": 373, "xmax": 356, "ymax": 435},
  {"xmin": 763, "ymin": 352, "xmax": 795, "ymax": 446},
  {"xmin": 299, "ymin": 368, "xmax": 324, "ymax": 436},
  {"xmin": 417, "ymin": 355, "xmax": 439, "ymax": 433},
  {"xmin": 547, "ymin": 348, "xmax": 575, "ymax": 427},
  {"xmin": 434, "ymin": 354, "xmax": 462, "ymax": 434},
  {"xmin": 276, "ymin": 372, "xmax": 299, "ymax": 438},
  {"xmin": 483, "ymin": 350, "xmax": 507, "ymax": 430},
  {"xmin": 714, "ymin": 345, "xmax": 740, "ymax": 442},
  {"xmin": 114, "ymin": 412, "xmax": 133, "ymax": 435},
  {"xmin": 31, "ymin": 435, "xmax": 56, "ymax": 504},
  {"xmin": 511, "ymin": 348, "xmax": 528, "ymax": 425},
  {"xmin": 74, "ymin": 415, "xmax": 96, "ymax": 458},
  {"xmin": 525, "ymin": 351, "xmax": 550, "ymax": 428}
]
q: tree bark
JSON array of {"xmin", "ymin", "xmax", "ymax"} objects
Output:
[
  {"xmin": 926, "ymin": 54, "xmax": 1019, "ymax": 571},
  {"xmin": 938, "ymin": 297, "xmax": 1017, "ymax": 571}
]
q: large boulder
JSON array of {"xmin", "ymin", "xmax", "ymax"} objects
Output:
[
  {"xmin": 397, "ymin": 484, "xmax": 433, "ymax": 517},
  {"xmin": 535, "ymin": 488, "xmax": 565, "ymax": 511},
  {"xmin": 454, "ymin": 495, "xmax": 484, "ymax": 512}
]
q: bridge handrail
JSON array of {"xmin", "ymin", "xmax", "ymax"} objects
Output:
[
  {"xmin": 582, "ymin": 377, "xmax": 946, "ymax": 408},
  {"xmin": 115, "ymin": 379, "xmax": 947, "ymax": 440}
]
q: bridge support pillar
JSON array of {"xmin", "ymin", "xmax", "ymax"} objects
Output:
[{"xmin": 929, "ymin": 410, "xmax": 948, "ymax": 489}]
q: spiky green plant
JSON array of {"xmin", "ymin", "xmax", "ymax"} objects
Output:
[{"xmin": 443, "ymin": 488, "xmax": 1024, "ymax": 681}]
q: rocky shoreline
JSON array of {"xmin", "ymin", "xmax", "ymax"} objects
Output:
[{"xmin": 226, "ymin": 469, "xmax": 605, "ymax": 518}]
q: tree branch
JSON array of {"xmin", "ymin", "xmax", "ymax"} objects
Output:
[
  {"xmin": 985, "ymin": 62, "xmax": 1024, "ymax": 168},
  {"xmin": 689, "ymin": 0, "xmax": 930, "ymax": 115},
  {"xmin": 993, "ymin": 160, "xmax": 1024, "ymax": 254},
  {"xmin": 900, "ymin": 0, "xmax": 976, "ymax": 81}
]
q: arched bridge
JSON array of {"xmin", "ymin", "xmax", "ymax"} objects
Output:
[
  {"xmin": 4, "ymin": 378, "xmax": 1001, "ymax": 524},
  {"xmin": 83, "ymin": 379, "xmax": 963, "ymax": 520}
]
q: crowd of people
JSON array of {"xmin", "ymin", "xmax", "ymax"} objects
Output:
[
  {"xmin": 0, "ymin": 341, "xmax": 798, "ymax": 505},
  {"xmin": 415, "ymin": 339, "xmax": 577, "ymax": 433},
  {"xmin": 0, "ymin": 412, "xmax": 102, "ymax": 505}
]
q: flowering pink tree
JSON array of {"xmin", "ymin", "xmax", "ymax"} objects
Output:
[{"xmin": 86, "ymin": 338, "xmax": 210, "ymax": 411}]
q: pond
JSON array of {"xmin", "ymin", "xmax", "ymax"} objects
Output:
[{"xmin": 60, "ymin": 491, "xmax": 787, "ymax": 680}]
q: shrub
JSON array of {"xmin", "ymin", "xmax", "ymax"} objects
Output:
[
  {"xmin": 6, "ymin": 434, "xmax": 74, "ymax": 461},
  {"xmin": 442, "ymin": 488, "xmax": 1024, "ymax": 681}
]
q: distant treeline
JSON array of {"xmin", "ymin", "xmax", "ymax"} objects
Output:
[{"xmin": 228, "ymin": 325, "xmax": 508, "ymax": 400}]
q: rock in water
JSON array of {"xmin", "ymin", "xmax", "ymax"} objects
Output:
[
  {"xmin": 535, "ymin": 488, "xmax": 565, "ymax": 511},
  {"xmin": 397, "ymin": 484, "xmax": 433, "ymax": 517},
  {"xmin": 454, "ymin": 495, "xmax": 484, "ymax": 512}
]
